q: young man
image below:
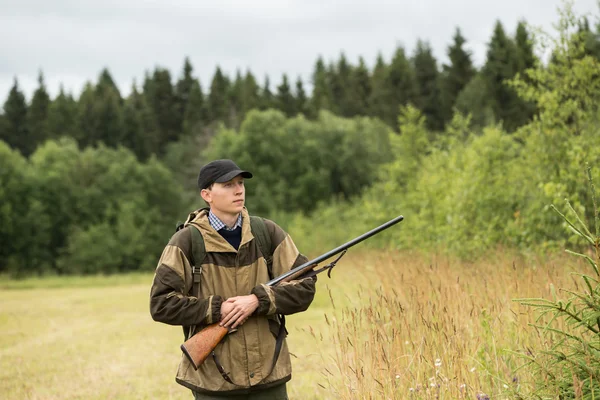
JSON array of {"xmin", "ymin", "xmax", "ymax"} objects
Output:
[{"xmin": 150, "ymin": 159, "xmax": 316, "ymax": 399}]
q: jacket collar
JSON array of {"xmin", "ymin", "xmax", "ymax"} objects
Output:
[{"xmin": 186, "ymin": 207, "xmax": 254, "ymax": 253}]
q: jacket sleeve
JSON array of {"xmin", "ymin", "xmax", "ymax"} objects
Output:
[
  {"xmin": 149, "ymin": 228, "xmax": 222, "ymax": 326},
  {"xmin": 251, "ymin": 221, "xmax": 316, "ymax": 316}
]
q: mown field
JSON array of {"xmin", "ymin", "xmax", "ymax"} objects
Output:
[{"xmin": 0, "ymin": 249, "xmax": 586, "ymax": 399}]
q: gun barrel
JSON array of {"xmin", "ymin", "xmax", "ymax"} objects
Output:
[{"xmin": 267, "ymin": 215, "xmax": 404, "ymax": 287}]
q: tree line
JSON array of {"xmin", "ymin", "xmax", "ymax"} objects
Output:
[
  {"xmin": 1, "ymin": 8, "xmax": 600, "ymax": 277},
  {"xmin": 2, "ymin": 18, "xmax": 599, "ymax": 163}
]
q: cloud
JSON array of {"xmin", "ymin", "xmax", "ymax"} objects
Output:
[{"xmin": 0, "ymin": 0, "xmax": 598, "ymax": 101}]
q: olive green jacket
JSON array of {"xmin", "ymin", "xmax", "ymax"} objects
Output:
[{"xmin": 149, "ymin": 208, "xmax": 316, "ymax": 395}]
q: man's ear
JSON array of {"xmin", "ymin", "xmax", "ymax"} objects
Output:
[{"xmin": 200, "ymin": 188, "xmax": 211, "ymax": 204}]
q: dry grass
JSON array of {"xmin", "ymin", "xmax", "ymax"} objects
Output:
[{"xmin": 0, "ymin": 249, "xmax": 585, "ymax": 399}]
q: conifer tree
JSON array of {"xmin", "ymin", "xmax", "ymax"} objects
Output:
[
  {"xmin": 330, "ymin": 53, "xmax": 352, "ymax": 117},
  {"xmin": 229, "ymin": 69, "xmax": 244, "ymax": 127},
  {"xmin": 182, "ymin": 80, "xmax": 207, "ymax": 135},
  {"xmin": 440, "ymin": 28, "xmax": 476, "ymax": 124},
  {"xmin": 413, "ymin": 40, "xmax": 443, "ymax": 131},
  {"xmin": 0, "ymin": 78, "xmax": 29, "ymax": 155},
  {"xmin": 123, "ymin": 83, "xmax": 159, "ymax": 160},
  {"xmin": 207, "ymin": 66, "xmax": 230, "ymax": 123},
  {"xmin": 27, "ymin": 71, "xmax": 51, "ymax": 147},
  {"xmin": 368, "ymin": 53, "xmax": 389, "ymax": 121},
  {"xmin": 482, "ymin": 20, "xmax": 524, "ymax": 131},
  {"xmin": 241, "ymin": 70, "xmax": 260, "ymax": 115},
  {"xmin": 309, "ymin": 56, "xmax": 331, "ymax": 117},
  {"xmin": 276, "ymin": 74, "xmax": 296, "ymax": 117},
  {"xmin": 96, "ymin": 68, "xmax": 121, "ymax": 99},
  {"xmin": 175, "ymin": 57, "xmax": 196, "ymax": 133},
  {"xmin": 382, "ymin": 46, "xmax": 417, "ymax": 128},
  {"xmin": 144, "ymin": 67, "xmax": 179, "ymax": 147},
  {"xmin": 77, "ymin": 82, "xmax": 97, "ymax": 147},
  {"xmin": 295, "ymin": 76, "xmax": 308, "ymax": 116},
  {"xmin": 47, "ymin": 85, "xmax": 77, "ymax": 140},
  {"xmin": 348, "ymin": 56, "xmax": 371, "ymax": 116},
  {"xmin": 260, "ymin": 76, "xmax": 274, "ymax": 110}
]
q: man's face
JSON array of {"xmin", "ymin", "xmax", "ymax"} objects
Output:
[{"xmin": 201, "ymin": 175, "xmax": 245, "ymax": 215}]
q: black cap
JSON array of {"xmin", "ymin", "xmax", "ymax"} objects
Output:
[{"xmin": 197, "ymin": 159, "xmax": 253, "ymax": 189}]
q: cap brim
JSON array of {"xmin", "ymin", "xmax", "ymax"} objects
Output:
[{"xmin": 214, "ymin": 170, "xmax": 253, "ymax": 183}]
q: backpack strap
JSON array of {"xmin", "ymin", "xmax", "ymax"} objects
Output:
[
  {"xmin": 249, "ymin": 216, "xmax": 273, "ymax": 279},
  {"xmin": 186, "ymin": 225, "xmax": 206, "ymax": 340}
]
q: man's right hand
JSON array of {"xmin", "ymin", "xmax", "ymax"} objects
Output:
[{"xmin": 220, "ymin": 301, "xmax": 234, "ymax": 321}]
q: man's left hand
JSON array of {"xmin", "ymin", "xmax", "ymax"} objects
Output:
[{"xmin": 220, "ymin": 295, "xmax": 259, "ymax": 329}]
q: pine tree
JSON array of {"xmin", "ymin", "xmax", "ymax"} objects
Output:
[
  {"xmin": 96, "ymin": 68, "xmax": 121, "ymax": 99},
  {"xmin": 514, "ymin": 21, "xmax": 537, "ymax": 124},
  {"xmin": 276, "ymin": 74, "xmax": 296, "ymax": 117},
  {"xmin": 175, "ymin": 57, "xmax": 196, "ymax": 133},
  {"xmin": 228, "ymin": 69, "xmax": 244, "ymax": 127},
  {"xmin": 369, "ymin": 53, "xmax": 389, "ymax": 121},
  {"xmin": 122, "ymin": 83, "xmax": 159, "ymax": 160},
  {"xmin": 347, "ymin": 56, "xmax": 371, "ymax": 116},
  {"xmin": 94, "ymin": 83, "xmax": 125, "ymax": 148},
  {"xmin": 295, "ymin": 76, "xmax": 308, "ymax": 116},
  {"xmin": 383, "ymin": 46, "xmax": 417, "ymax": 128},
  {"xmin": 440, "ymin": 28, "xmax": 476, "ymax": 124},
  {"xmin": 144, "ymin": 67, "xmax": 179, "ymax": 148},
  {"xmin": 260, "ymin": 76, "xmax": 274, "ymax": 110},
  {"xmin": 0, "ymin": 78, "xmax": 30, "ymax": 155},
  {"xmin": 47, "ymin": 85, "xmax": 77, "ymax": 140},
  {"xmin": 309, "ymin": 56, "xmax": 332, "ymax": 117},
  {"xmin": 182, "ymin": 80, "xmax": 207, "ymax": 135},
  {"xmin": 241, "ymin": 70, "xmax": 260, "ymax": 115},
  {"xmin": 207, "ymin": 66, "xmax": 230, "ymax": 124},
  {"xmin": 330, "ymin": 53, "xmax": 352, "ymax": 117},
  {"xmin": 27, "ymin": 71, "xmax": 51, "ymax": 148},
  {"xmin": 413, "ymin": 40, "xmax": 444, "ymax": 131},
  {"xmin": 482, "ymin": 20, "xmax": 524, "ymax": 132},
  {"xmin": 77, "ymin": 82, "xmax": 98, "ymax": 147}
]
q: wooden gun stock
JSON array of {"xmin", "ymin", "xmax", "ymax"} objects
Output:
[{"xmin": 181, "ymin": 323, "xmax": 228, "ymax": 370}]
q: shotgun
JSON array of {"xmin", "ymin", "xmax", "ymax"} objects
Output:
[{"xmin": 180, "ymin": 215, "xmax": 404, "ymax": 370}]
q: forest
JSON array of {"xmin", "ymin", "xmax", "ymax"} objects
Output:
[{"xmin": 1, "ymin": 6, "xmax": 600, "ymax": 277}]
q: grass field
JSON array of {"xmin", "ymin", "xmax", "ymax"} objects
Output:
[{"xmin": 0, "ymin": 249, "xmax": 587, "ymax": 399}]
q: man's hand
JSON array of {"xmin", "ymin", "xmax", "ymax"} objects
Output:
[{"xmin": 220, "ymin": 295, "xmax": 259, "ymax": 329}]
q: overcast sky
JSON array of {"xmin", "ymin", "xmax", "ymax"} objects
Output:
[{"xmin": 1, "ymin": 0, "xmax": 598, "ymax": 101}]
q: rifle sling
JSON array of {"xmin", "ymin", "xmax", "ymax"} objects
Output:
[{"xmin": 211, "ymin": 315, "xmax": 286, "ymax": 386}]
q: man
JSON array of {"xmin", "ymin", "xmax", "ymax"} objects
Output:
[{"xmin": 150, "ymin": 159, "xmax": 316, "ymax": 399}]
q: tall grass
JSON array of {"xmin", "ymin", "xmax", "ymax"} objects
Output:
[{"xmin": 309, "ymin": 250, "xmax": 584, "ymax": 399}]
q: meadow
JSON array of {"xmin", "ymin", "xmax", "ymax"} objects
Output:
[{"xmin": 0, "ymin": 248, "xmax": 589, "ymax": 400}]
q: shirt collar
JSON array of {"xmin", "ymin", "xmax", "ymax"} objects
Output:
[{"xmin": 208, "ymin": 210, "xmax": 242, "ymax": 231}]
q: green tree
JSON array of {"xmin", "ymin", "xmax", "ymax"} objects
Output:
[
  {"xmin": 228, "ymin": 69, "xmax": 244, "ymax": 127},
  {"xmin": 347, "ymin": 56, "xmax": 371, "ymax": 116},
  {"xmin": 368, "ymin": 53, "xmax": 389, "ymax": 122},
  {"xmin": 440, "ymin": 28, "xmax": 476, "ymax": 124},
  {"xmin": 260, "ymin": 75, "xmax": 274, "ymax": 110},
  {"xmin": 382, "ymin": 46, "xmax": 417, "ymax": 128},
  {"xmin": 482, "ymin": 20, "xmax": 524, "ymax": 132},
  {"xmin": 207, "ymin": 66, "xmax": 230, "ymax": 123},
  {"xmin": 182, "ymin": 79, "xmax": 207, "ymax": 136},
  {"xmin": 276, "ymin": 74, "xmax": 296, "ymax": 117},
  {"xmin": 412, "ymin": 40, "xmax": 444, "ymax": 131},
  {"xmin": 241, "ymin": 70, "xmax": 260, "ymax": 115},
  {"xmin": 1, "ymin": 78, "xmax": 30, "ymax": 155},
  {"xmin": 295, "ymin": 76, "xmax": 308, "ymax": 116},
  {"xmin": 144, "ymin": 67, "xmax": 179, "ymax": 149},
  {"xmin": 122, "ymin": 83, "xmax": 159, "ymax": 160},
  {"xmin": 47, "ymin": 85, "xmax": 77, "ymax": 140},
  {"xmin": 330, "ymin": 53, "xmax": 353, "ymax": 117},
  {"xmin": 27, "ymin": 71, "xmax": 51, "ymax": 149},
  {"xmin": 308, "ymin": 56, "xmax": 332, "ymax": 117},
  {"xmin": 175, "ymin": 57, "xmax": 197, "ymax": 133}
]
